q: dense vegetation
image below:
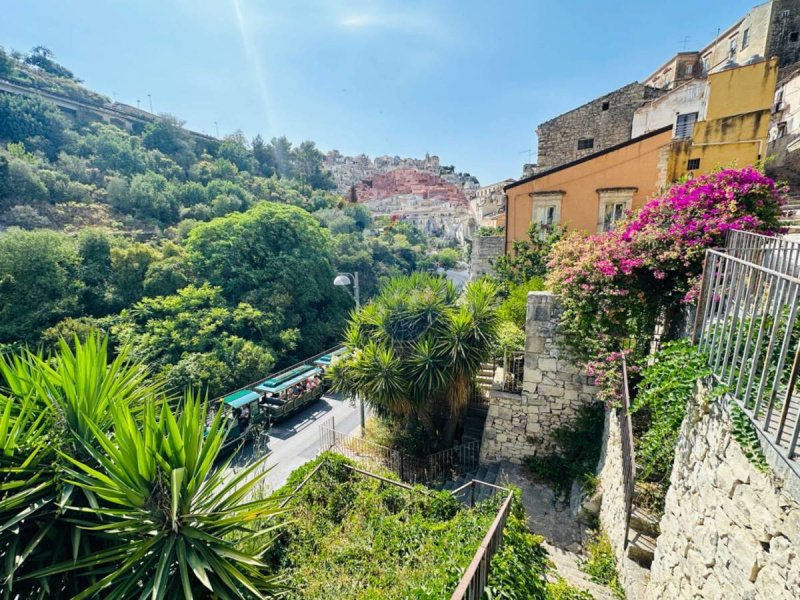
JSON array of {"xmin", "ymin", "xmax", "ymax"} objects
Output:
[
  {"xmin": 0, "ymin": 47, "xmax": 436, "ymax": 396},
  {"xmin": 0, "ymin": 336, "xmax": 283, "ymax": 598},
  {"xmin": 265, "ymin": 453, "xmax": 552, "ymax": 599},
  {"xmin": 328, "ymin": 273, "xmax": 499, "ymax": 453}
]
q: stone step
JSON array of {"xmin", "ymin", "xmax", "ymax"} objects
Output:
[
  {"xmin": 629, "ymin": 505, "xmax": 660, "ymax": 538},
  {"xmin": 627, "ymin": 530, "xmax": 657, "ymax": 568}
]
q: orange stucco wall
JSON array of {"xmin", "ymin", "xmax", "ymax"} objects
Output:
[{"xmin": 505, "ymin": 129, "xmax": 672, "ymax": 252}]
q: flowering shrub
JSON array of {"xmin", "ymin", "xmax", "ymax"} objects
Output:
[{"xmin": 548, "ymin": 167, "xmax": 785, "ymax": 402}]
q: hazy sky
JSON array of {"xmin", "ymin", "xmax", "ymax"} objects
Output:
[{"xmin": 3, "ymin": 0, "xmax": 758, "ymax": 183}]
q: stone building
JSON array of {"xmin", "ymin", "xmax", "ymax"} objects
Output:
[
  {"xmin": 470, "ymin": 179, "xmax": 513, "ymax": 228},
  {"xmin": 534, "ymin": 82, "xmax": 664, "ymax": 172}
]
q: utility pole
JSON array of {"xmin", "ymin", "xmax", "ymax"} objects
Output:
[
  {"xmin": 147, "ymin": 93, "xmax": 153, "ymax": 113},
  {"xmin": 214, "ymin": 121, "xmax": 220, "ymax": 138}
]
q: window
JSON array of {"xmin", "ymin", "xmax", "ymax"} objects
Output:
[
  {"xmin": 577, "ymin": 138, "xmax": 594, "ymax": 150},
  {"xmin": 742, "ymin": 27, "xmax": 750, "ymax": 49},
  {"xmin": 601, "ymin": 101, "xmax": 610, "ymax": 111},
  {"xmin": 684, "ymin": 62, "xmax": 694, "ymax": 77},
  {"xmin": 675, "ymin": 112, "xmax": 698, "ymax": 139},
  {"xmin": 531, "ymin": 193, "xmax": 562, "ymax": 235},
  {"xmin": 729, "ymin": 37, "xmax": 737, "ymax": 58},
  {"xmin": 687, "ymin": 158, "xmax": 701, "ymax": 170},
  {"xmin": 597, "ymin": 189, "xmax": 634, "ymax": 233},
  {"xmin": 778, "ymin": 122, "xmax": 787, "ymax": 138},
  {"xmin": 791, "ymin": 31, "xmax": 800, "ymax": 43}
]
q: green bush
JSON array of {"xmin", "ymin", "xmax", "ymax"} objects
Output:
[
  {"xmin": 631, "ymin": 340, "xmax": 711, "ymax": 508},
  {"xmin": 266, "ymin": 453, "xmax": 550, "ymax": 599},
  {"xmin": 581, "ymin": 530, "xmax": 624, "ymax": 598},
  {"xmin": 498, "ymin": 276, "xmax": 546, "ymax": 328}
]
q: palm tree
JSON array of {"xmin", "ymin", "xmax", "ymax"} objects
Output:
[
  {"xmin": 328, "ymin": 274, "xmax": 498, "ymax": 451},
  {"xmin": 0, "ymin": 335, "xmax": 283, "ymax": 598}
]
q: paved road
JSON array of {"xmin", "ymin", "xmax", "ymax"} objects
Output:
[
  {"xmin": 445, "ymin": 269, "xmax": 469, "ymax": 288},
  {"xmin": 226, "ymin": 392, "xmax": 364, "ymax": 494}
]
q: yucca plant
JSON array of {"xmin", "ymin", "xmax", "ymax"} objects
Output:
[
  {"xmin": 33, "ymin": 392, "xmax": 284, "ymax": 599},
  {"xmin": 328, "ymin": 274, "xmax": 499, "ymax": 451},
  {"xmin": 0, "ymin": 335, "xmax": 284, "ymax": 599}
]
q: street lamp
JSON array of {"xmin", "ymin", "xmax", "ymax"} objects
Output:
[
  {"xmin": 333, "ymin": 272, "xmax": 364, "ymax": 434},
  {"xmin": 333, "ymin": 272, "xmax": 360, "ymax": 309}
]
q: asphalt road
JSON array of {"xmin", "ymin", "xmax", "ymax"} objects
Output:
[
  {"xmin": 446, "ymin": 268, "xmax": 469, "ymax": 288},
  {"xmin": 225, "ymin": 391, "xmax": 364, "ymax": 494}
]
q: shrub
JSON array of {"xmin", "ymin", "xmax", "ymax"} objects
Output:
[
  {"xmin": 630, "ymin": 340, "xmax": 712, "ymax": 511},
  {"xmin": 524, "ymin": 402, "xmax": 605, "ymax": 501},
  {"xmin": 548, "ymin": 168, "xmax": 786, "ymax": 400},
  {"xmin": 581, "ymin": 530, "xmax": 624, "ymax": 598},
  {"xmin": 266, "ymin": 453, "xmax": 550, "ymax": 599}
]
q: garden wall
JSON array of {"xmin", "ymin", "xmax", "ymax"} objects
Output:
[
  {"xmin": 597, "ymin": 380, "xmax": 800, "ymax": 599},
  {"xmin": 647, "ymin": 387, "xmax": 800, "ymax": 600},
  {"xmin": 480, "ymin": 292, "xmax": 598, "ymax": 463}
]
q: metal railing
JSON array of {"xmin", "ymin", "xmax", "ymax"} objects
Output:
[
  {"xmin": 694, "ymin": 248, "xmax": 800, "ymax": 476},
  {"xmin": 619, "ymin": 355, "xmax": 636, "ymax": 549},
  {"xmin": 319, "ymin": 419, "xmax": 481, "ymax": 484},
  {"xmin": 492, "ymin": 351, "xmax": 525, "ymax": 394},
  {"xmin": 725, "ymin": 229, "xmax": 800, "ymax": 278},
  {"xmin": 450, "ymin": 492, "xmax": 514, "ymax": 600}
]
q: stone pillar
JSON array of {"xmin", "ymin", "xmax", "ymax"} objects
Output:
[
  {"xmin": 480, "ymin": 291, "xmax": 598, "ymax": 463},
  {"xmin": 468, "ymin": 235, "xmax": 504, "ymax": 281}
]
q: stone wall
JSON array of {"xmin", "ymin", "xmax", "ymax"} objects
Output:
[
  {"xmin": 468, "ymin": 235, "xmax": 504, "ymax": 281},
  {"xmin": 535, "ymin": 82, "xmax": 664, "ymax": 172},
  {"xmin": 647, "ymin": 388, "xmax": 800, "ymax": 600},
  {"xmin": 480, "ymin": 292, "xmax": 598, "ymax": 463},
  {"xmin": 596, "ymin": 409, "xmax": 650, "ymax": 599}
]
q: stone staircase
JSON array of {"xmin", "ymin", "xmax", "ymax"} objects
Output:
[
  {"xmin": 461, "ymin": 402, "xmax": 489, "ymax": 445},
  {"xmin": 475, "ymin": 362, "xmax": 494, "ymax": 393},
  {"xmin": 625, "ymin": 484, "xmax": 661, "ymax": 569},
  {"xmin": 545, "ymin": 543, "xmax": 622, "ymax": 600},
  {"xmin": 437, "ymin": 462, "xmax": 502, "ymax": 505},
  {"xmin": 781, "ymin": 193, "xmax": 800, "ymax": 236}
]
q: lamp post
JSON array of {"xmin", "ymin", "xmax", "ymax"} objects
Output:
[{"xmin": 333, "ymin": 272, "xmax": 364, "ymax": 434}]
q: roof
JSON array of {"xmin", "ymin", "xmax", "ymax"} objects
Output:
[
  {"xmin": 313, "ymin": 348, "xmax": 348, "ymax": 366},
  {"xmin": 255, "ymin": 366, "xmax": 321, "ymax": 393},
  {"xmin": 505, "ymin": 125, "xmax": 673, "ymax": 192},
  {"xmin": 223, "ymin": 389, "xmax": 261, "ymax": 408}
]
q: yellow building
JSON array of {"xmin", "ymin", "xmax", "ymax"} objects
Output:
[{"xmin": 669, "ymin": 57, "xmax": 778, "ymax": 180}]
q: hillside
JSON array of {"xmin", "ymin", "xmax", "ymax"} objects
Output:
[{"xmin": 0, "ymin": 45, "xmax": 444, "ymax": 397}]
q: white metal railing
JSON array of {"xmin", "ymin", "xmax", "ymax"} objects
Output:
[
  {"xmin": 694, "ymin": 247, "xmax": 800, "ymax": 476},
  {"xmin": 725, "ymin": 229, "xmax": 800, "ymax": 278}
]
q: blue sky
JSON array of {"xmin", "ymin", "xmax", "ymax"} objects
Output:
[{"xmin": 3, "ymin": 0, "xmax": 758, "ymax": 183}]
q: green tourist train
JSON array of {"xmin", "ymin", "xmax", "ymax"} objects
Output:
[{"xmin": 214, "ymin": 346, "xmax": 347, "ymax": 449}]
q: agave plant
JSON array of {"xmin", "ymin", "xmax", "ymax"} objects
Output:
[
  {"xmin": 33, "ymin": 392, "xmax": 284, "ymax": 599},
  {"xmin": 328, "ymin": 273, "xmax": 499, "ymax": 451}
]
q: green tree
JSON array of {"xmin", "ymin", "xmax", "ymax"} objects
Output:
[
  {"xmin": 112, "ymin": 284, "xmax": 277, "ymax": 396},
  {"xmin": 0, "ymin": 94, "xmax": 72, "ymax": 159},
  {"xmin": 186, "ymin": 202, "xmax": 348, "ymax": 357},
  {"xmin": 252, "ymin": 133, "xmax": 276, "ymax": 176},
  {"xmin": 0, "ymin": 229, "xmax": 82, "ymax": 343},
  {"xmin": 493, "ymin": 223, "xmax": 564, "ymax": 284},
  {"xmin": 328, "ymin": 274, "xmax": 499, "ymax": 451},
  {"xmin": 270, "ymin": 136, "xmax": 294, "ymax": 179},
  {"xmin": 24, "ymin": 46, "xmax": 76, "ymax": 79},
  {"xmin": 218, "ymin": 130, "xmax": 257, "ymax": 173},
  {"xmin": 0, "ymin": 46, "xmax": 13, "ymax": 77},
  {"xmin": 292, "ymin": 140, "xmax": 333, "ymax": 189},
  {"xmin": 77, "ymin": 228, "xmax": 113, "ymax": 315},
  {"xmin": 142, "ymin": 114, "xmax": 194, "ymax": 166}
]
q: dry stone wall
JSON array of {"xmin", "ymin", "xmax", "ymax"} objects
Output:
[
  {"xmin": 480, "ymin": 292, "xmax": 598, "ymax": 463},
  {"xmin": 647, "ymin": 389, "xmax": 800, "ymax": 600}
]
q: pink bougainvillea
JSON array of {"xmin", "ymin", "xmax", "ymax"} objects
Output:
[{"xmin": 547, "ymin": 167, "xmax": 786, "ymax": 404}]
